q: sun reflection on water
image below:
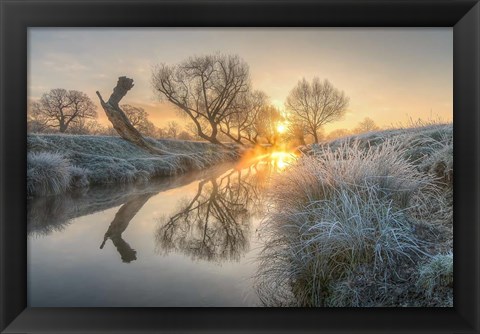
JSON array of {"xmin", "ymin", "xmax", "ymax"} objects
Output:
[
  {"xmin": 235, "ymin": 146, "xmax": 298, "ymax": 172},
  {"xmin": 267, "ymin": 151, "xmax": 297, "ymax": 170}
]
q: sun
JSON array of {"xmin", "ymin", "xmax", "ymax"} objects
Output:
[{"xmin": 277, "ymin": 123, "xmax": 286, "ymax": 134}]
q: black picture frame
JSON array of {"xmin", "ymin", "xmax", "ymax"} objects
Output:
[{"xmin": 1, "ymin": 0, "xmax": 479, "ymax": 333}]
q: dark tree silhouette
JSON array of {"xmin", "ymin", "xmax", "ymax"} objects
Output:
[
  {"xmin": 326, "ymin": 128, "xmax": 351, "ymax": 140},
  {"xmin": 285, "ymin": 121, "xmax": 307, "ymax": 146},
  {"xmin": 121, "ymin": 104, "xmax": 157, "ymax": 137},
  {"xmin": 100, "ymin": 193, "xmax": 155, "ymax": 263},
  {"xmin": 167, "ymin": 121, "xmax": 180, "ymax": 139},
  {"xmin": 96, "ymin": 77, "xmax": 170, "ymax": 154},
  {"xmin": 286, "ymin": 78, "xmax": 349, "ymax": 143},
  {"xmin": 220, "ymin": 90, "xmax": 268, "ymax": 144},
  {"xmin": 353, "ymin": 117, "xmax": 380, "ymax": 134},
  {"xmin": 152, "ymin": 54, "xmax": 250, "ymax": 145},
  {"xmin": 253, "ymin": 105, "xmax": 283, "ymax": 145},
  {"xmin": 31, "ymin": 88, "xmax": 97, "ymax": 133}
]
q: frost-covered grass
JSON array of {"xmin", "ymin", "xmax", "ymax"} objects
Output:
[
  {"xmin": 256, "ymin": 123, "xmax": 453, "ymax": 307},
  {"xmin": 27, "ymin": 152, "xmax": 73, "ymax": 197},
  {"xmin": 27, "ymin": 134, "xmax": 238, "ymax": 197},
  {"xmin": 417, "ymin": 252, "xmax": 453, "ymax": 298},
  {"xmin": 324, "ymin": 123, "xmax": 452, "ymax": 162}
]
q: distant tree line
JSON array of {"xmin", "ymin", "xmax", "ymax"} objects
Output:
[
  {"xmin": 28, "ymin": 91, "xmax": 194, "ymax": 140},
  {"xmin": 29, "ymin": 52, "xmax": 383, "ymax": 145},
  {"xmin": 325, "ymin": 117, "xmax": 381, "ymax": 141}
]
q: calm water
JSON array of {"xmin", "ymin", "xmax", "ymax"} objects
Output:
[{"xmin": 28, "ymin": 157, "xmax": 288, "ymax": 307}]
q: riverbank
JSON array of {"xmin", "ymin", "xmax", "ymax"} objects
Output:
[
  {"xmin": 256, "ymin": 123, "xmax": 453, "ymax": 307},
  {"xmin": 27, "ymin": 134, "xmax": 239, "ymax": 197},
  {"xmin": 27, "ymin": 162, "xmax": 235, "ymax": 236}
]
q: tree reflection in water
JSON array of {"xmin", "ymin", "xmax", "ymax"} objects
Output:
[
  {"xmin": 27, "ymin": 169, "xmax": 209, "ymax": 237},
  {"xmin": 100, "ymin": 193, "xmax": 155, "ymax": 263},
  {"xmin": 28, "ymin": 150, "xmax": 296, "ymax": 266},
  {"xmin": 155, "ymin": 162, "xmax": 272, "ymax": 263}
]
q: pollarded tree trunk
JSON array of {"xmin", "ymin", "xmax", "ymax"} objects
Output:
[{"xmin": 96, "ymin": 76, "xmax": 169, "ymax": 155}]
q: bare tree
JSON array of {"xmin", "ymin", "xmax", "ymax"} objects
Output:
[
  {"xmin": 121, "ymin": 104, "xmax": 159, "ymax": 137},
  {"xmin": 326, "ymin": 128, "xmax": 351, "ymax": 140},
  {"xmin": 185, "ymin": 122, "xmax": 205, "ymax": 141},
  {"xmin": 220, "ymin": 90, "xmax": 268, "ymax": 144},
  {"xmin": 152, "ymin": 54, "xmax": 250, "ymax": 145},
  {"xmin": 285, "ymin": 78, "xmax": 349, "ymax": 143},
  {"xmin": 254, "ymin": 105, "xmax": 283, "ymax": 145},
  {"xmin": 177, "ymin": 131, "xmax": 193, "ymax": 141},
  {"xmin": 353, "ymin": 117, "xmax": 380, "ymax": 134},
  {"xmin": 96, "ymin": 126, "xmax": 120, "ymax": 137},
  {"xmin": 167, "ymin": 121, "xmax": 180, "ymax": 139},
  {"xmin": 27, "ymin": 114, "xmax": 49, "ymax": 133},
  {"xmin": 155, "ymin": 127, "xmax": 168, "ymax": 139},
  {"xmin": 122, "ymin": 104, "xmax": 148, "ymax": 127},
  {"xmin": 31, "ymin": 88, "xmax": 97, "ymax": 133},
  {"xmin": 68, "ymin": 119, "xmax": 103, "ymax": 135},
  {"xmin": 285, "ymin": 121, "xmax": 307, "ymax": 146}
]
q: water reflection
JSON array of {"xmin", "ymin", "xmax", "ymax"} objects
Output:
[
  {"xmin": 100, "ymin": 193, "xmax": 154, "ymax": 263},
  {"xmin": 153, "ymin": 151, "xmax": 299, "ymax": 264},
  {"xmin": 28, "ymin": 150, "xmax": 297, "ymax": 267},
  {"xmin": 155, "ymin": 165, "xmax": 268, "ymax": 262},
  {"xmin": 27, "ymin": 167, "xmax": 231, "ymax": 237}
]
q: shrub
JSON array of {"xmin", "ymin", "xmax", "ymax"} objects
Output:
[{"xmin": 27, "ymin": 152, "xmax": 72, "ymax": 197}]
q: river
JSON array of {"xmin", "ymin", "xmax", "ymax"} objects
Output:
[{"xmin": 27, "ymin": 152, "xmax": 294, "ymax": 307}]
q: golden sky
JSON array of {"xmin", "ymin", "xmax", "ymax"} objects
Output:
[{"xmin": 28, "ymin": 28, "xmax": 452, "ymax": 133}]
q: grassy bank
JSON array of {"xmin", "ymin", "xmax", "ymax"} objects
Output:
[
  {"xmin": 28, "ymin": 163, "xmax": 234, "ymax": 236},
  {"xmin": 256, "ymin": 123, "xmax": 453, "ymax": 307},
  {"xmin": 27, "ymin": 134, "xmax": 238, "ymax": 197}
]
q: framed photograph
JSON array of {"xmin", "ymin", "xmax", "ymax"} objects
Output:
[{"xmin": 1, "ymin": 0, "xmax": 479, "ymax": 333}]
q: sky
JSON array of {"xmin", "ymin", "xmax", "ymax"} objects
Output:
[{"xmin": 28, "ymin": 28, "xmax": 452, "ymax": 133}]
